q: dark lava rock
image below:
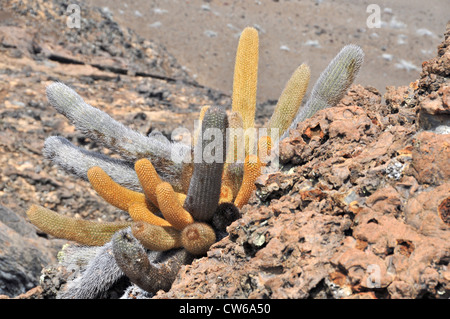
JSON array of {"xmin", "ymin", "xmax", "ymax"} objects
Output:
[{"xmin": 0, "ymin": 204, "xmax": 64, "ymax": 297}]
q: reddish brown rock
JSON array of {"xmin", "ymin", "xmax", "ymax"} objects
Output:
[
  {"xmin": 415, "ymin": 23, "xmax": 450, "ymax": 132},
  {"xmin": 409, "ymin": 131, "xmax": 450, "ymax": 185},
  {"xmin": 417, "ymin": 86, "xmax": 450, "ymax": 131}
]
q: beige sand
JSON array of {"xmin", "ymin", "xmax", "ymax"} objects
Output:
[{"xmin": 87, "ymin": 0, "xmax": 449, "ymax": 102}]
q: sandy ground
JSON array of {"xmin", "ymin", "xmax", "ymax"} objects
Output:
[{"xmin": 85, "ymin": 0, "xmax": 448, "ymax": 102}]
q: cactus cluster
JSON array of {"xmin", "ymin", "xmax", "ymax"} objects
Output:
[{"xmin": 26, "ymin": 27, "xmax": 364, "ymax": 298}]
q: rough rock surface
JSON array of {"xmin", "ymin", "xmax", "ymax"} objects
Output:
[
  {"xmin": 154, "ymin": 24, "xmax": 450, "ymax": 299},
  {"xmin": 0, "ymin": 0, "xmax": 449, "ymax": 299},
  {"xmin": 0, "ymin": 204, "xmax": 65, "ymax": 297}
]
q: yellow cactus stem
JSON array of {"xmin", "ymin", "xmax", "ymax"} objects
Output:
[
  {"xmin": 135, "ymin": 158, "xmax": 187, "ymax": 208},
  {"xmin": 87, "ymin": 166, "xmax": 147, "ymax": 212},
  {"xmin": 193, "ymin": 105, "xmax": 211, "ymax": 147},
  {"xmin": 176, "ymin": 192, "xmax": 187, "ymax": 205},
  {"xmin": 128, "ymin": 202, "xmax": 172, "ymax": 227},
  {"xmin": 221, "ymin": 163, "xmax": 244, "ymax": 201},
  {"xmin": 232, "ymin": 27, "xmax": 259, "ymax": 156},
  {"xmin": 257, "ymin": 135, "xmax": 272, "ymax": 166},
  {"xmin": 181, "ymin": 222, "xmax": 216, "ymax": 255},
  {"xmin": 132, "ymin": 221, "xmax": 182, "ymax": 251},
  {"xmin": 234, "ymin": 155, "xmax": 262, "ymax": 209},
  {"xmin": 134, "ymin": 158, "xmax": 162, "ymax": 208},
  {"xmin": 226, "ymin": 111, "xmax": 245, "ymax": 164},
  {"xmin": 198, "ymin": 105, "xmax": 210, "ymax": 121},
  {"xmin": 268, "ymin": 64, "xmax": 311, "ymax": 138},
  {"xmin": 156, "ymin": 182, "xmax": 194, "ymax": 230},
  {"xmin": 26, "ymin": 205, "xmax": 131, "ymax": 246},
  {"xmin": 180, "ymin": 161, "xmax": 194, "ymax": 194},
  {"xmin": 219, "ymin": 184, "xmax": 233, "ymax": 204}
]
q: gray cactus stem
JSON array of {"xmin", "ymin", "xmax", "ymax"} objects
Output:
[
  {"xmin": 45, "ymin": 82, "xmax": 191, "ymax": 190},
  {"xmin": 282, "ymin": 44, "xmax": 364, "ymax": 140},
  {"xmin": 43, "ymin": 136, "xmax": 141, "ymax": 191},
  {"xmin": 112, "ymin": 228, "xmax": 193, "ymax": 294},
  {"xmin": 57, "ymin": 241, "xmax": 124, "ymax": 299},
  {"xmin": 183, "ymin": 106, "xmax": 228, "ymax": 221}
]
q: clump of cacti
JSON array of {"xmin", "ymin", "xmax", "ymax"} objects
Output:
[
  {"xmin": 26, "ymin": 26, "xmax": 364, "ymax": 298},
  {"xmin": 281, "ymin": 44, "xmax": 364, "ymax": 140}
]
